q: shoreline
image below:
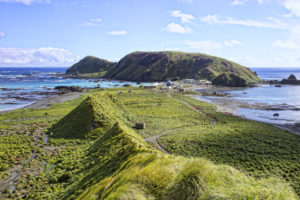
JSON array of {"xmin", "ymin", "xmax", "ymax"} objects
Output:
[
  {"xmin": 0, "ymin": 92, "xmax": 83, "ymax": 114},
  {"xmin": 186, "ymin": 91, "xmax": 300, "ymax": 136},
  {"xmin": 1, "ymin": 82, "xmax": 299, "ymax": 136}
]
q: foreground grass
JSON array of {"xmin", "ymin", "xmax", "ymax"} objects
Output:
[
  {"xmin": 158, "ymin": 93, "xmax": 300, "ymax": 195},
  {"xmin": 0, "ymin": 87, "xmax": 299, "ymax": 199}
]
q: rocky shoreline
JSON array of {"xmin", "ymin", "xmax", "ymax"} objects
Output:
[
  {"xmin": 184, "ymin": 84, "xmax": 300, "ymax": 136},
  {"xmin": 0, "ymin": 90, "xmax": 84, "ymax": 114}
]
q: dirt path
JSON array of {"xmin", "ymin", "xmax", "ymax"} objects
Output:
[
  {"xmin": 145, "ymin": 128, "xmax": 183, "ymax": 154},
  {"xmin": 145, "ymin": 93, "xmax": 217, "ymax": 153}
]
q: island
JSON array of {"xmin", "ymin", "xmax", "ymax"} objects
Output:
[{"xmin": 65, "ymin": 51, "xmax": 261, "ymax": 87}]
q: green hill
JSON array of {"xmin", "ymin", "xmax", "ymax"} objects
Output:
[
  {"xmin": 48, "ymin": 93, "xmax": 126, "ymax": 139},
  {"xmin": 105, "ymin": 51, "xmax": 260, "ymax": 85},
  {"xmin": 65, "ymin": 56, "xmax": 116, "ymax": 77},
  {"xmin": 65, "ymin": 51, "xmax": 260, "ymax": 86}
]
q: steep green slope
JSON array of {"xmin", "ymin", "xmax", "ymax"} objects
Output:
[
  {"xmin": 105, "ymin": 51, "xmax": 260, "ymax": 85},
  {"xmin": 48, "ymin": 93, "xmax": 127, "ymax": 139},
  {"xmin": 65, "ymin": 56, "xmax": 116, "ymax": 77},
  {"xmin": 60, "ymin": 123, "xmax": 296, "ymax": 199},
  {"xmin": 212, "ymin": 72, "xmax": 247, "ymax": 87}
]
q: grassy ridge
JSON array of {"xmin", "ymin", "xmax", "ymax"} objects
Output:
[
  {"xmin": 63, "ymin": 123, "xmax": 296, "ymax": 200},
  {"xmin": 0, "ymin": 87, "xmax": 299, "ymax": 199},
  {"xmin": 48, "ymin": 93, "xmax": 128, "ymax": 139}
]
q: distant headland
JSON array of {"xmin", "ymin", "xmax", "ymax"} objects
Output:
[{"xmin": 65, "ymin": 51, "xmax": 261, "ymax": 87}]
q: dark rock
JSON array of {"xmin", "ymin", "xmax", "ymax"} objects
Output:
[
  {"xmin": 280, "ymin": 74, "xmax": 300, "ymax": 85},
  {"xmin": 54, "ymin": 86, "xmax": 84, "ymax": 92},
  {"xmin": 288, "ymin": 74, "xmax": 297, "ymax": 80},
  {"xmin": 212, "ymin": 73, "xmax": 246, "ymax": 87}
]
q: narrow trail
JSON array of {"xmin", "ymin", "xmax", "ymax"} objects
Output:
[
  {"xmin": 145, "ymin": 93, "xmax": 217, "ymax": 153},
  {"xmin": 145, "ymin": 128, "xmax": 183, "ymax": 154}
]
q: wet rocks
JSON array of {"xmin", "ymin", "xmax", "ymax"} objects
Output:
[
  {"xmin": 280, "ymin": 74, "xmax": 300, "ymax": 85},
  {"xmin": 54, "ymin": 86, "xmax": 84, "ymax": 92}
]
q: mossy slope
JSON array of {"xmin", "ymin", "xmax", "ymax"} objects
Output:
[
  {"xmin": 61, "ymin": 123, "xmax": 297, "ymax": 200},
  {"xmin": 105, "ymin": 51, "xmax": 260, "ymax": 85},
  {"xmin": 66, "ymin": 56, "xmax": 116, "ymax": 76},
  {"xmin": 212, "ymin": 72, "xmax": 247, "ymax": 87},
  {"xmin": 48, "ymin": 93, "xmax": 126, "ymax": 139}
]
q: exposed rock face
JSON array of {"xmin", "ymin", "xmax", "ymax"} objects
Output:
[
  {"xmin": 212, "ymin": 73, "xmax": 247, "ymax": 87},
  {"xmin": 280, "ymin": 74, "xmax": 300, "ymax": 85}
]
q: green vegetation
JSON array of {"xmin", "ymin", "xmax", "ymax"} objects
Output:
[
  {"xmin": 66, "ymin": 51, "xmax": 260, "ymax": 86},
  {"xmin": 0, "ymin": 135, "xmax": 33, "ymax": 176},
  {"xmin": 158, "ymin": 93, "xmax": 300, "ymax": 195},
  {"xmin": 63, "ymin": 123, "xmax": 296, "ymax": 200},
  {"xmin": 48, "ymin": 93, "xmax": 128, "ymax": 139},
  {"xmin": 212, "ymin": 72, "xmax": 247, "ymax": 87},
  {"xmin": 65, "ymin": 56, "xmax": 116, "ymax": 77},
  {"xmin": 0, "ymin": 87, "xmax": 298, "ymax": 199}
]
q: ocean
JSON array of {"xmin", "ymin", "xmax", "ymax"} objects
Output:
[
  {"xmin": 198, "ymin": 68, "xmax": 300, "ymax": 126},
  {"xmin": 1, "ymin": 67, "xmax": 300, "ymax": 126},
  {"xmin": 0, "ymin": 67, "xmax": 146, "ymax": 112}
]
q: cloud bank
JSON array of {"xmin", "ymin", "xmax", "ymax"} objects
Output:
[{"xmin": 0, "ymin": 47, "xmax": 76, "ymax": 67}]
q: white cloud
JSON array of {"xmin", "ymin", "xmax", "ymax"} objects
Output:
[
  {"xmin": 177, "ymin": 0, "xmax": 193, "ymax": 3},
  {"xmin": 257, "ymin": 0, "xmax": 264, "ymax": 4},
  {"xmin": 272, "ymin": 25, "xmax": 300, "ymax": 49},
  {"xmin": 83, "ymin": 18, "xmax": 102, "ymax": 27},
  {"xmin": 164, "ymin": 23, "xmax": 192, "ymax": 34},
  {"xmin": 231, "ymin": 53, "xmax": 300, "ymax": 68},
  {"xmin": 0, "ymin": 0, "xmax": 50, "ymax": 5},
  {"xmin": 283, "ymin": 0, "xmax": 300, "ymax": 17},
  {"xmin": 200, "ymin": 15, "xmax": 288, "ymax": 29},
  {"xmin": 272, "ymin": 40, "xmax": 299, "ymax": 49},
  {"xmin": 231, "ymin": 0, "xmax": 248, "ymax": 6},
  {"xmin": 170, "ymin": 10, "xmax": 194, "ymax": 23},
  {"xmin": 108, "ymin": 30, "xmax": 127, "ymax": 35},
  {"xmin": 224, "ymin": 40, "xmax": 242, "ymax": 47},
  {"xmin": 184, "ymin": 40, "xmax": 223, "ymax": 53},
  {"xmin": 0, "ymin": 47, "xmax": 76, "ymax": 67},
  {"xmin": 0, "ymin": 32, "xmax": 5, "ymax": 38}
]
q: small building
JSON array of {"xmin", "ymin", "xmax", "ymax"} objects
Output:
[{"xmin": 135, "ymin": 122, "xmax": 146, "ymax": 129}]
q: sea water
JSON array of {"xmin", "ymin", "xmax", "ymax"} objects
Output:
[
  {"xmin": 0, "ymin": 67, "xmax": 148, "ymax": 112},
  {"xmin": 199, "ymin": 68, "xmax": 300, "ymax": 125}
]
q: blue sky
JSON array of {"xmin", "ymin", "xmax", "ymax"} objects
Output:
[{"xmin": 0, "ymin": 0, "xmax": 300, "ymax": 67}]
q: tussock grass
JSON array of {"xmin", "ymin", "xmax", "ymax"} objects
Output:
[
  {"xmin": 48, "ymin": 93, "xmax": 128, "ymax": 139},
  {"xmin": 67, "ymin": 123, "xmax": 297, "ymax": 200}
]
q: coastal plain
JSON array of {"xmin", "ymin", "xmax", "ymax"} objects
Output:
[{"xmin": 0, "ymin": 86, "xmax": 299, "ymax": 199}]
